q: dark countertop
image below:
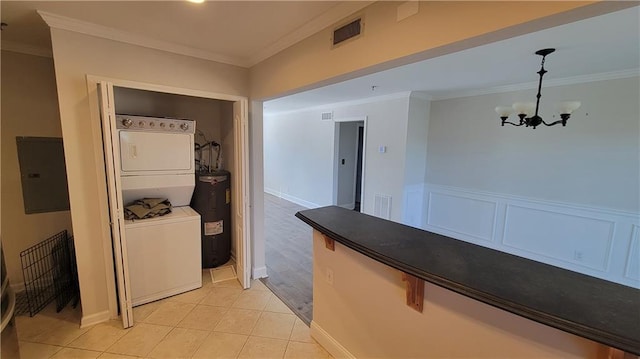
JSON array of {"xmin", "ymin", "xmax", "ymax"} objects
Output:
[{"xmin": 296, "ymin": 206, "xmax": 640, "ymax": 355}]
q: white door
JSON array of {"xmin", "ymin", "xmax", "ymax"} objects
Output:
[
  {"xmin": 98, "ymin": 81, "xmax": 134, "ymax": 328},
  {"xmin": 233, "ymin": 100, "xmax": 251, "ymax": 289}
]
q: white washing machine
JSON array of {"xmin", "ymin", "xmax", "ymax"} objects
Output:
[
  {"xmin": 125, "ymin": 207, "xmax": 201, "ymax": 306},
  {"xmin": 116, "ymin": 115, "xmax": 201, "ymax": 306}
]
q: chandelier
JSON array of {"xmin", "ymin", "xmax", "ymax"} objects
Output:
[{"xmin": 495, "ymin": 48, "xmax": 581, "ymax": 129}]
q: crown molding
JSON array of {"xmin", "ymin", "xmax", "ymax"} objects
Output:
[
  {"xmin": 409, "ymin": 91, "xmax": 432, "ymax": 101},
  {"xmin": 432, "ymin": 68, "xmax": 640, "ymax": 100},
  {"xmin": 248, "ymin": 1, "xmax": 374, "ymax": 67},
  {"xmin": 37, "ymin": 2, "xmax": 374, "ymax": 69},
  {"xmin": 1, "ymin": 40, "xmax": 53, "ymax": 58},
  {"xmin": 265, "ymin": 91, "xmax": 412, "ymax": 117},
  {"xmin": 37, "ymin": 10, "xmax": 247, "ymax": 67}
]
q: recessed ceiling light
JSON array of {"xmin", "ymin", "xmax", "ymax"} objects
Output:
[{"xmin": 187, "ymin": 0, "xmax": 205, "ymax": 3}]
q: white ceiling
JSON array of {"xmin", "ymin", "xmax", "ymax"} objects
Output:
[
  {"xmin": 264, "ymin": 6, "xmax": 640, "ymax": 114},
  {"xmin": 1, "ymin": 2, "xmax": 638, "ymax": 114},
  {"xmin": 0, "ymin": 1, "xmax": 370, "ymax": 66}
]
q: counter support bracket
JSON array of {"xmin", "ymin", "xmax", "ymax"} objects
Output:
[
  {"xmin": 323, "ymin": 235, "xmax": 335, "ymax": 251},
  {"xmin": 401, "ymin": 272, "xmax": 424, "ymax": 312}
]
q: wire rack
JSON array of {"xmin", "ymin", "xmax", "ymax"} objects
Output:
[{"xmin": 18, "ymin": 230, "xmax": 79, "ymax": 317}]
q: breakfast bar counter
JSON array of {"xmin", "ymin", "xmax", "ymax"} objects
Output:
[{"xmin": 296, "ymin": 206, "xmax": 639, "ymax": 358}]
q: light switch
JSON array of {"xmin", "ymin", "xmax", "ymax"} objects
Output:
[{"xmin": 379, "ymin": 146, "xmax": 387, "ymax": 153}]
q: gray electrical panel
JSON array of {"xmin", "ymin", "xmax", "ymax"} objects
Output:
[{"xmin": 16, "ymin": 137, "xmax": 70, "ymax": 214}]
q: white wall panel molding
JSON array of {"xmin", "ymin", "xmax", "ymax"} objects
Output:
[
  {"xmin": 502, "ymin": 204, "xmax": 615, "ymax": 272},
  {"xmin": 625, "ymin": 226, "xmax": 640, "ymax": 281},
  {"xmin": 425, "ymin": 191, "xmax": 497, "ymax": 243},
  {"xmin": 423, "ymin": 184, "xmax": 639, "ymax": 288}
]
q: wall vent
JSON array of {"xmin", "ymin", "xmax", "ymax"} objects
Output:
[
  {"xmin": 321, "ymin": 112, "xmax": 333, "ymax": 121},
  {"xmin": 374, "ymin": 194, "xmax": 392, "ymax": 220},
  {"xmin": 332, "ymin": 18, "xmax": 362, "ymax": 46}
]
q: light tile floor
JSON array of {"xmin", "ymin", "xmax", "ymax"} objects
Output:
[{"xmin": 11, "ymin": 271, "xmax": 332, "ymax": 359}]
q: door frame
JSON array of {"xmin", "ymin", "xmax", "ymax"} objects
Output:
[
  {"xmin": 86, "ymin": 75, "xmax": 252, "ymax": 322},
  {"xmin": 332, "ymin": 116, "xmax": 367, "ymax": 210}
]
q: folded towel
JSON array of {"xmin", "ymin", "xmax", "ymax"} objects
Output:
[{"xmin": 124, "ymin": 198, "xmax": 172, "ymax": 220}]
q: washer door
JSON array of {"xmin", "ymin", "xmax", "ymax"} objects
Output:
[{"xmin": 119, "ymin": 131, "xmax": 193, "ymax": 174}]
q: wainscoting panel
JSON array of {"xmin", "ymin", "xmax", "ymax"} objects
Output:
[
  {"xmin": 625, "ymin": 226, "xmax": 639, "ymax": 281},
  {"xmin": 426, "ymin": 192, "xmax": 496, "ymax": 243},
  {"xmin": 402, "ymin": 185, "xmax": 424, "ymax": 228},
  {"xmin": 422, "ymin": 184, "xmax": 639, "ymax": 288},
  {"xmin": 502, "ymin": 205, "xmax": 614, "ymax": 271}
]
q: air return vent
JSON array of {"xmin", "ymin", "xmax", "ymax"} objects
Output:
[
  {"xmin": 374, "ymin": 194, "xmax": 391, "ymax": 220},
  {"xmin": 321, "ymin": 112, "xmax": 333, "ymax": 121},
  {"xmin": 332, "ymin": 18, "xmax": 362, "ymax": 46}
]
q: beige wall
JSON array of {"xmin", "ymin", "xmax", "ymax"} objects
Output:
[
  {"xmin": 0, "ymin": 50, "xmax": 73, "ymax": 287},
  {"xmin": 311, "ymin": 230, "xmax": 607, "ymax": 358},
  {"xmin": 48, "ymin": 28, "xmax": 249, "ymax": 323},
  {"xmin": 250, "ymin": 1, "xmax": 598, "ymax": 100},
  {"xmin": 40, "ymin": 0, "xmax": 628, "ymax": 326}
]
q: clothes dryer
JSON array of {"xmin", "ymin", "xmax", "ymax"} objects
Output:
[{"xmin": 114, "ymin": 115, "xmax": 201, "ymax": 304}]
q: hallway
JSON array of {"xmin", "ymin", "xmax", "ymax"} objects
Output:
[{"xmin": 261, "ymin": 193, "xmax": 313, "ymax": 325}]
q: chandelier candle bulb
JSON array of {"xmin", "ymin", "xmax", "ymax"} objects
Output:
[
  {"xmin": 557, "ymin": 101, "xmax": 582, "ymax": 115},
  {"xmin": 495, "ymin": 106, "xmax": 514, "ymax": 117}
]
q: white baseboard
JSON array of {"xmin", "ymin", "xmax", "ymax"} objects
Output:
[
  {"xmin": 338, "ymin": 203, "xmax": 355, "ymax": 210},
  {"xmin": 80, "ymin": 310, "xmax": 111, "ymax": 328},
  {"xmin": 252, "ymin": 266, "xmax": 268, "ymax": 279},
  {"xmin": 10, "ymin": 281, "xmax": 25, "ymax": 293},
  {"xmin": 310, "ymin": 321, "xmax": 356, "ymax": 359},
  {"xmin": 264, "ymin": 188, "xmax": 320, "ymax": 209}
]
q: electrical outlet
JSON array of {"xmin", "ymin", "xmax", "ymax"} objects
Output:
[
  {"xmin": 325, "ymin": 268, "xmax": 334, "ymax": 285},
  {"xmin": 573, "ymin": 250, "xmax": 584, "ymax": 261}
]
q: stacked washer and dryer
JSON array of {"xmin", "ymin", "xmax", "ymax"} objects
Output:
[{"xmin": 116, "ymin": 115, "xmax": 201, "ymax": 307}]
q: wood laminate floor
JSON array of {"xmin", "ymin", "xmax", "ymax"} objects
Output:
[{"xmin": 261, "ymin": 193, "xmax": 313, "ymax": 325}]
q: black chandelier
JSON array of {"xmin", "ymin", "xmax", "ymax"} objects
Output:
[{"xmin": 495, "ymin": 48, "xmax": 581, "ymax": 129}]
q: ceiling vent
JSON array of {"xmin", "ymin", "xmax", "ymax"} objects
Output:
[
  {"xmin": 332, "ymin": 18, "xmax": 362, "ymax": 46},
  {"xmin": 321, "ymin": 112, "xmax": 333, "ymax": 121}
]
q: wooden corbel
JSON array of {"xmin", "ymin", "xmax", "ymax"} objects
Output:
[
  {"xmin": 607, "ymin": 348, "xmax": 638, "ymax": 359},
  {"xmin": 323, "ymin": 234, "xmax": 335, "ymax": 251},
  {"xmin": 401, "ymin": 272, "xmax": 424, "ymax": 312}
]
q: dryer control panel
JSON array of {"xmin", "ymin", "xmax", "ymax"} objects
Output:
[{"xmin": 116, "ymin": 115, "xmax": 195, "ymax": 134}]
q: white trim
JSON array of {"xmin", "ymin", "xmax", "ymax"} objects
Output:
[
  {"xmin": 38, "ymin": 10, "xmax": 244, "ymax": 67},
  {"xmin": 80, "ymin": 310, "xmax": 111, "ymax": 328},
  {"xmin": 264, "ymin": 188, "xmax": 318, "ymax": 209},
  {"xmin": 248, "ymin": 1, "xmax": 374, "ymax": 66},
  {"xmin": 426, "ymin": 184, "xmax": 639, "ymax": 220},
  {"xmin": 409, "ymin": 91, "xmax": 433, "ymax": 101},
  {"xmin": 338, "ymin": 203, "xmax": 355, "ymax": 210},
  {"xmin": 266, "ymin": 92, "xmax": 412, "ymax": 117},
  {"xmin": 432, "ymin": 69, "xmax": 640, "ymax": 100},
  {"xmin": 38, "ymin": 2, "xmax": 373, "ymax": 68},
  {"xmin": 310, "ymin": 321, "xmax": 356, "ymax": 359},
  {"xmin": 252, "ymin": 266, "xmax": 268, "ymax": 279},
  {"xmin": 85, "ymin": 74, "xmax": 251, "ymax": 327},
  {"xmin": 332, "ymin": 117, "xmax": 367, "ymax": 214},
  {"xmin": 1, "ymin": 40, "xmax": 53, "ymax": 58},
  {"xmin": 9, "ymin": 282, "xmax": 25, "ymax": 293},
  {"xmin": 333, "ymin": 115, "xmax": 367, "ymax": 123},
  {"xmin": 86, "ymin": 75, "xmax": 246, "ymax": 103}
]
